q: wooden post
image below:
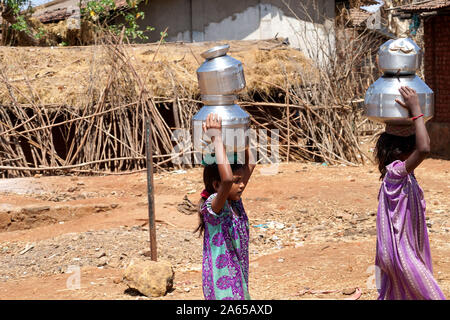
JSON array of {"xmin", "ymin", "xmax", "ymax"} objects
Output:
[
  {"xmin": 145, "ymin": 119, "xmax": 157, "ymax": 261},
  {"xmin": 286, "ymin": 82, "xmax": 290, "ymax": 163}
]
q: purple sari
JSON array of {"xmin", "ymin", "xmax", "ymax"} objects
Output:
[{"xmin": 375, "ymin": 160, "xmax": 446, "ymax": 300}]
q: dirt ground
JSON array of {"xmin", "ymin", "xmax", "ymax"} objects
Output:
[{"xmin": 0, "ymin": 156, "xmax": 448, "ymax": 300}]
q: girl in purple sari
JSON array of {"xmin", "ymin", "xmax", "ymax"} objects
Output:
[
  {"xmin": 374, "ymin": 86, "xmax": 446, "ymax": 300},
  {"xmin": 194, "ymin": 113, "xmax": 255, "ymax": 300}
]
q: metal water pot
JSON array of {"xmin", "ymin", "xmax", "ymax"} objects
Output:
[
  {"xmin": 364, "ymin": 75, "xmax": 434, "ymax": 125},
  {"xmin": 364, "ymin": 38, "xmax": 434, "ymax": 125},
  {"xmin": 196, "ymin": 44, "xmax": 246, "ymax": 96},
  {"xmin": 192, "ymin": 45, "xmax": 250, "ymax": 156}
]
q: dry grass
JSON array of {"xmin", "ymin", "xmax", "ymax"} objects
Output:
[{"xmin": 0, "ymin": 39, "xmax": 318, "ymax": 108}]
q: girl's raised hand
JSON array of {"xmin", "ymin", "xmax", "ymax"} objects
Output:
[
  {"xmin": 395, "ymin": 86, "xmax": 421, "ymax": 116},
  {"xmin": 203, "ymin": 113, "xmax": 223, "ymax": 142}
]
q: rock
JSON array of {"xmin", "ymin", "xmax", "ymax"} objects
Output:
[
  {"xmin": 97, "ymin": 256, "xmax": 109, "ymax": 267},
  {"xmin": 95, "ymin": 205, "xmax": 110, "ymax": 213},
  {"xmin": 275, "ymin": 223, "xmax": 285, "ymax": 230},
  {"xmin": 295, "ymin": 242, "xmax": 304, "ymax": 248},
  {"xmin": 96, "ymin": 251, "xmax": 106, "ymax": 259},
  {"xmin": 21, "ymin": 206, "xmax": 50, "ymax": 214},
  {"xmin": 0, "ymin": 212, "xmax": 11, "ymax": 230},
  {"xmin": 123, "ymin": 259, "xmax": 174, "ymax": 297},
  {"xmin": 143, "ymin": 251, "xmax": 155, "ymax": 258},
  {"xmin": 342, "ymin": 213, "xmax": 352, "ymax": 220},
  {"xmin": 342, "ymin": 288, "xmax": 356, "ymax": 295},
  {"xmin": 343, "ymin": 229, "xmax": 357, "ymax": 237}
]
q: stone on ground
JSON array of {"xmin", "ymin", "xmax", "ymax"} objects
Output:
[{"xmin": 122, "ymin": 258, "xmax": 174, "ymax": 297}]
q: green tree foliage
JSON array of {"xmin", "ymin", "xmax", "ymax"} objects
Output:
[
  {"xmin": 1, "ymin": 1, "xmax": 32, "ymax": 31},
  {"xmin": 83, "ymin": 0, "xmax": 155, "ymax": 40},
  {"xmin": 0, "ymin": 0, "xmax": 159, "ymax": 45},
  {"xmin": 1, "ymin": 0, "xmax": 38, "ymax": 45}
]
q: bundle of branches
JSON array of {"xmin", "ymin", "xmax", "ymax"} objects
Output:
[{"xmin": 0, "ymin": 31, "xmax": 193, "ymax": 177}]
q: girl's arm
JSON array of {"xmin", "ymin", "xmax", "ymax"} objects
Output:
[
  {"xmin": 395, "ymin": 86, "xmax": 430, "ymax": 173},
  {"xmin": 203, "ymin": 113, "xmax": 233, "ymax": 214}
]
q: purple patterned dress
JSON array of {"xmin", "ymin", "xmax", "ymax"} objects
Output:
[
  {"xmin": 375, "ymin": 160, "xmax": 446, "ymax": 300},
  {"xmin": 201, "ymin": 193, "xmax": 250, "ymax": 300}
]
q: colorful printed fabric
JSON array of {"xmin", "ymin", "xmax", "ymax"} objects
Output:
[
  {"xmin": 375, "ymin": 160, "xmax": 446, "ymax": 300},
  {"xmin": 201, "ymin": 193, "xmax": 250, "ymax": 300}
]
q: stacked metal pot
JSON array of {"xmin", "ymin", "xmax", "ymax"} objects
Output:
[
  {"xmin": 192, "ymin": 45, "xmax": 250, "ymax": 156},
  {"xmin": 364, "ymin": 38, "xmax": 434, "ymax": 125}
]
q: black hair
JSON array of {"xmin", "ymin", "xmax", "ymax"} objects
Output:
[
  {"xmin": 374, "ymin": 132, "xmax": 416, "ymax": 180},
  {"xmin": 194, "ymin": 163, "xmax": 244, "ymax": 236}
]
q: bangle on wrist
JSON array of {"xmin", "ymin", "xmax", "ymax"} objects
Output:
[{"xmin": 411, "ymin": 114, "xmax": 424, "ymax": 121}]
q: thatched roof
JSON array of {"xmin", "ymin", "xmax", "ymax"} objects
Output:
[
  {"xmin": 0, "ymin": 39, "xmax": 319, "ymax": 108},
  {"xmin": 398, "ymin": 0, "xmax": 450, "ymax": 13}
]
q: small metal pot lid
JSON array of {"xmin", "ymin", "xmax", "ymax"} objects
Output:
[{"xmin": 201, "ymin": 44, "xmax": 230, "ymax": 60}]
